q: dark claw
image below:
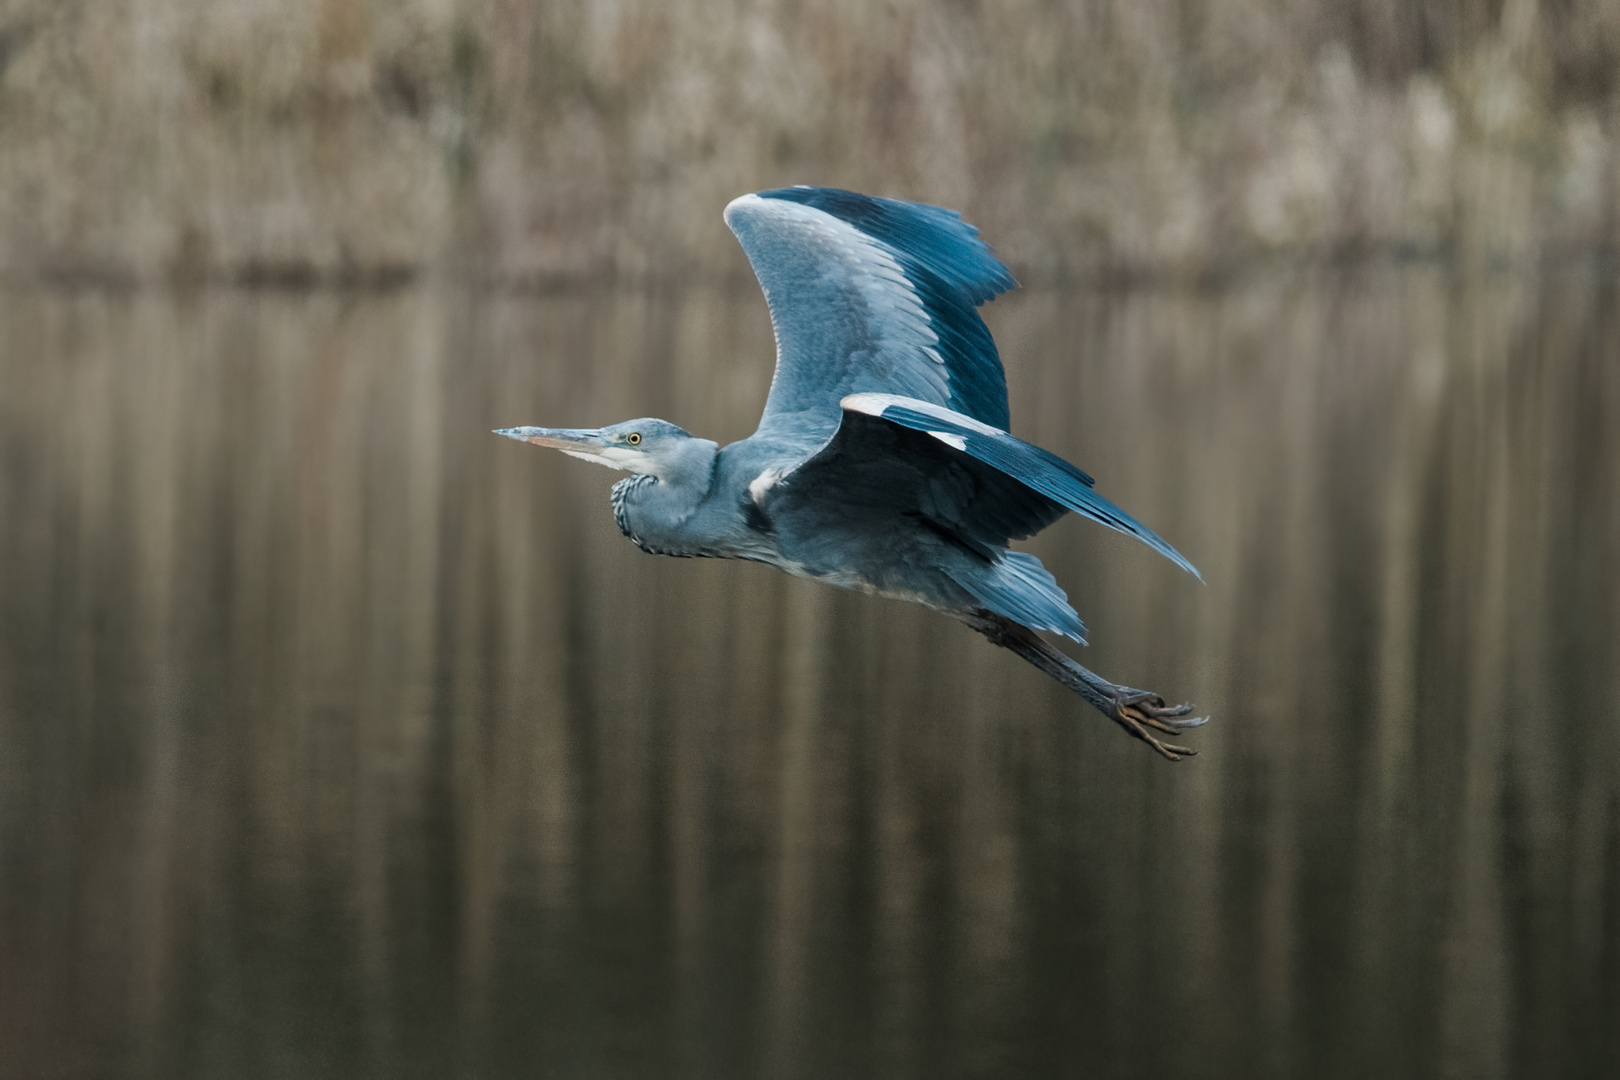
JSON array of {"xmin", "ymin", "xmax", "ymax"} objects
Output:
[
  {"xmin": 1111, "ymin": 689, "xmax": 1206, "ymax": 760},
  {"xmin": 1117, "ymin": 691, "xmax": 1190, "ymax": 716},
  {"xmin": 1144, "ymin": 713, "xmax": 1208, "ymax": 732},
  {"xmin": 1115, "ymin": 704, "xmax": 1197, "ymax": 760}
]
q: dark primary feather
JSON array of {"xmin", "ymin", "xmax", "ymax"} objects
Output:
[
  {"xmin": 725, "ymin": 188, "xmax": 1016, "ymax": 448},
  {"xmin": 837, "ymin": 395, "xmax": 1203, "ymax": 580},
  {"xmin": 764, "ymin": 409, "xmax": 1088, "ymax": 640},
  {"xmin": 771, "ymin": 409, "xmax": 1067, "ymax": 558},
  {"xmin": 757, "ymin": 187, "xmax": 1016, "ymax": 306}
]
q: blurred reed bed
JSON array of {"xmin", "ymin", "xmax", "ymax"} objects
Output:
[
  {"xmin": 0, "ymin": 274, "xmax": 1615, "ymax": 1077},
  {"xmin": 0, "ymin": 0, "xmax": 1616, "ymax": 285}
]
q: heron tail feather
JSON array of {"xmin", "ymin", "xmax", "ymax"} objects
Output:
[{"xmin": 955, "ymin": 552, "xmax": 1088, "ymax": 643}]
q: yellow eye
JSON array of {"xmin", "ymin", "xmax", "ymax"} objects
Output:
[{"xmin": 626, "ymin": 432, "xmax": 642, "ymax": 445}]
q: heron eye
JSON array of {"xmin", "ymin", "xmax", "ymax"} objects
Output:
[{"xmin": 626, "ymin": 432, "xmax": 642, "ymax": 445}]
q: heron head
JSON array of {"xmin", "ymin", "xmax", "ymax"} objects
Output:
[{"xmin": 495, "ymin": 418, "xmax": 708, "ymax": 479}]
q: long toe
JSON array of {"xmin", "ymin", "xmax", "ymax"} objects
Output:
[
  {"xmin": 1144, "ymin": 712, "xmax": 1208, "ymax": 732},
  {"xmin": 1109, "ymin": 687, "xmax": 1207, "ymax": 759},
  {"xmin": 1116, "ymin": 690, "xmax": 1195, "ymax": 717},
  {"xmin": 1113, "ymin": 700, "xmax": 1199, "ymax": 760}
]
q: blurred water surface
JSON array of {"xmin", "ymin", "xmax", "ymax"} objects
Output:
[{"xmin": 1, "ymin": 271, "xmax": 1617, "ymax": 1079}]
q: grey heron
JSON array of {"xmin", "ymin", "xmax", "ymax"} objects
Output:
[{"xmin": 498, "ymin": 187, "xmax": 1206, "ymax": 759}]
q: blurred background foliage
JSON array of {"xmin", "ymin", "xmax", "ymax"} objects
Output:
[{"xmin": 0, "ymin": 0, "xmax": 1616, "ymax": 284}]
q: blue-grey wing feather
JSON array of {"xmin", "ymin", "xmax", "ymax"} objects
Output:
[
  {"xmin": 725, "ymin": 187, "xmax": 1016, "ymax": 450},
  {"xmin": 766, "ymin": 407, "xmax": 1086, "ymax": 639},
  {"xmin": 774, "ymin": 405, "xmax": 1067, "ymax": 552},
  {"xmin": 839, "ymin": 394, "xmax": 1203, "ymax": 580}
]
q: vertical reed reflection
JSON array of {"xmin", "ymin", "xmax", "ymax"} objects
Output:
[{"xmin": 0, "ymin": 270, "xmax": 1615, "ymax": 1079}]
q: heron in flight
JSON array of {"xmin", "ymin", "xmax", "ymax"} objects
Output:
[{"xmin": 498, "ymin": 187, "xmax": 1206, "ymax": 759}]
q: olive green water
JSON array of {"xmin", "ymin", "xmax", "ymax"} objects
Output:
[{"xmin": 2, "ymin": 270, "xmax": 1616, "ymax": 1079}]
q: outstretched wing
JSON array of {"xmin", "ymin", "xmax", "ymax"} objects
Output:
[
  {"xmin": 768, "ymin": 400, "xmax": 1069, "ymax": 556},
  {"xmin": 803, "ymin": 394, "xmax": 1203, "ymax": 580},
  {"xmin": 763, "ymin": 401, "xmax": 1086, "ymax": 640},
  {"xmin": 724, "ymin": 187, "xmax": 1016, "ymax": 449}
]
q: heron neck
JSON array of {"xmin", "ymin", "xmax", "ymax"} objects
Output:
[{"xmin": 613, "ymin": 439, "xmax": 719, "ymax": 555}]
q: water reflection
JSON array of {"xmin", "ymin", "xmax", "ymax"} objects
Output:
[{"xmin": 1, "ymin": 271, "xmax": 1616, "ymax": 1078}]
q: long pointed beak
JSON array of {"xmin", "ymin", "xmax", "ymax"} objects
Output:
[{"xmin": 494, "ymin": 426, "xmax": 606, "ymax": 453}]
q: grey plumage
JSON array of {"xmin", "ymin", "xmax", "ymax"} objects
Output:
[{"xmin": 497, "ymin": 187, "xmax": 1206, "ymax": 760}]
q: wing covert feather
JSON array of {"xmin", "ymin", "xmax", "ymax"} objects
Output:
[
  {"xmin": 818, "ymin": 395, "xmax": 1203, "ymax": 579},
  {"xmin": 725, "ymin": 188, "xmax": 1015, "ymax": 448}
]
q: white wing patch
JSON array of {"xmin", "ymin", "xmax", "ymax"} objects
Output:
[
  {"xmin": 931, "ymin": 432, "xmax": 968, "ymax": 451},
  {"xmin": 749, "ymin": 466, "xmax": 786, "ymax": 505},
  {"xmin": 840, "ymin": 393, "xmax": 1008, "ymax": 437}
]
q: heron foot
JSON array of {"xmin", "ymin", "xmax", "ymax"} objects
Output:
[
  {"xmin": 1110, "ymin": 688, "xmax": 1208, "ymax": 762},
  {"xmin": 963, "ymin": 612, "xmax": 1208, "ymax": 761}
]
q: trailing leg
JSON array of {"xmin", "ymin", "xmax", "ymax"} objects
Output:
[{"xmin": 964, "ymin": 612, "xmax": 1207, "ymax": 761}]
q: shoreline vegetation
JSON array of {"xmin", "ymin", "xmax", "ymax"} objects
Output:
[{"xmin": 1, "ymin": 0, "xmax": 1616, "ymax": 286}]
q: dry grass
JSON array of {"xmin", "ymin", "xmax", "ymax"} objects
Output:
[{"xmin": 0, "ymin": 0, "xmax": 1616, "ymax": 282}]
